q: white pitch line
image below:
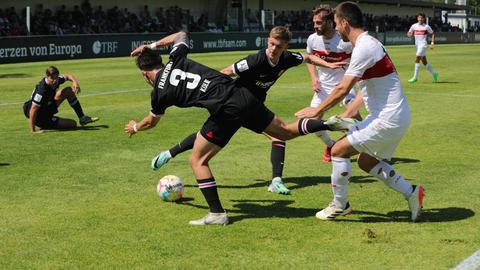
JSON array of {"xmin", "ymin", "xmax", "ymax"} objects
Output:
[
  {"xmin": 453, "ymin": 250, "xmax": 480, "ymax": 270},
  {"xmin": 0, "ymin": 87, "xmax": 150, "ymax": 107},
  {"xmin": 280, "ymin": 85, "xmax": 480, "ymax": 98}
]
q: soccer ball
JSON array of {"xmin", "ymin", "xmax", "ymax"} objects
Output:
[{"xmin": 157, "ymin": 175, "xmax": 184, "ymax": 202}]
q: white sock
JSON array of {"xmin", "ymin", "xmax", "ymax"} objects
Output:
[
  {"xmin": 414, "ymin": 63, "xmax": 421, "ymax": 78},
  {"xmin": 369, "ymin": 161, "xmax": 413, "ymax": 198},
  {"xmin": 315, "ymin": 130, "xmax": 335, "ymax": 147},
  {"xmin": 331, "ymin": 157, "xmax": 351, "ymax": 208},
  {"xmin": 425, "ymin": 63, "xmax": 436, "ymax": 75}
]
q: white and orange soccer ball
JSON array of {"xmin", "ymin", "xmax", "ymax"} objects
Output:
[{"xmin": 157, "ymin": 175, "xmax": 184, "ymax": 202}]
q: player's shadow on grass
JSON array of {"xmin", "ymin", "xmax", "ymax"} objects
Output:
[
  {"xmin": 335, "ymin": 207, "xmax": 474, "ymax": 223},
  {"xmin": 434, "ymin": 81, "xmax": 460, "ymax": 84},
  {"xmin": 182, "ymin": 199, "xmax": 318, "ymax": 224},
  {"xmin": 0, "ymin": 73, "xmax": 32, "ymax": 79},
  {"xmin": 184, "ymin": 175, "xmax": 376, "ymax": 191},
  {"xmin": 45, "ymin": 125, "xmax": 109, "ymax": 132},
  {"xmin": 0, "ymin": 163, "xmax": 10, "ymax": 167},
  {"xmin": 184, "ymin": 180, "xmax": 267, "ymax": 189},
  {"xmin": 286, "ymin": 175, "xmax": 376, "ymax": 191}
]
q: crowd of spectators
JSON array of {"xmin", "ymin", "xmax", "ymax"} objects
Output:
[
  {"xmin": 0, "ymin": 1, "xmax": 209, "ymax": 36},
  {"xmin": 0, "ymin": 1, "xmax": 472, "ymax": 37}
]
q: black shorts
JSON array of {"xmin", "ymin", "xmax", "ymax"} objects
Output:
[
  {"xmin": 200, "ymin": 87, "xmax": 274, "ymax": 147},
  {"xmin": 23, "ymin": 101, "xmax": 59, "ymax": 129}
]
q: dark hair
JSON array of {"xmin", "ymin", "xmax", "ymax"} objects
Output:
[
  {"xmin": 313, "ymin": 5, "xmax": 334, "ymax": 23},
  {"xmin": 335, "ymin": 1, "xmax": 363, "ymax": 28},
  {"xmin": 135, "ymin": 48, "xmax": 164, "ymax": 71},
  {"xmin": 46, "ymin": 66, "xmax": 59, "ymax": 77},
  {"xmin": 417, "ymin": 13, "xmax": 426, "ymax": 18}
]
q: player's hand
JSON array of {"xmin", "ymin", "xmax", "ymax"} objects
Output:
[
  {"xmin": 429, "ymin": 44, "xmax": 435, "ymax": 50},
  {"xmin": 328, "ymin": 61, "xmax": 348, "ymax": 69},
  {"xmin": 295, "ymin": 107, "xmax": 323, "ymax": 119},
  {"xmin": 124, "ymin": 120, "xmax": 137, "ymax": 137},
  {"xmin": 131, "ymin": 45, "xmax": 148, "ymax": 56},
  {"xmin": 72, "ymin": 82, "xmax": 81, "ymax": 94},
  {"xmin": 311, "ymin": 79, "xmax": 320, "ymax": 93}
]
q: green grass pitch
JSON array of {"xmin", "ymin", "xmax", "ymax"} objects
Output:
[{"xmin": 1, "ymin": 44, "xmax": 479, "ymax": 269}]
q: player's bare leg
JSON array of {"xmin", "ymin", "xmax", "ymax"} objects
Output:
[
  {"xmin": 55, "ymin": 87, "xmax": 98, "ymax": 126},
  {"xmin": 188, "ymin": 134, "xmax": 228, "ymax": 226},
  {"xmin": 357, "ymin": 153, "xmax": 424, "ymax": 221}
]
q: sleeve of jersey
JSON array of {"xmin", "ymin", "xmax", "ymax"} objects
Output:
[
  {"xmin": 306, "ymin": 36, "xmax": 313, "ymax": 54},
  {"xmin": 31, "ymin": 86, "xmax": 46, "ymax": 107},
  {"xmin": 286, "ymin": 51, "xmax": 305, "ymax": 67},
  {"xmin": 58, "ymin": 76, "xmax": 66, "ymax": 85},
  {"xmin": 344, "ymin": 46, "xmax": 375, "ymax": 78},
  {"xmin": 150, "ymin": 90, "xmax": 167, "ymax": 116},
  {"xmin": 169, "ymin": 43, "xmax": 189, "ymax": 61},
  {"xmin": 408, "ymin": 25, "xmax": 414, "ymax": 33},
  {"xmin": 234, "ymin": 53, "xmax": 258, "ymax": 76}
]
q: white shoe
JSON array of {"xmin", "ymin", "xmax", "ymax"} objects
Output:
[
  {"xmin": 189, "ymin": 212, "xmax": 229, "ymax": 226},
  {"xmin": 316, "ymin": 201, "xmax": 352, "ymax": 220},
  {"xmin": 407, "ymin": 185, "xmax": 424, "ymax": 222},
  {"xmin": 326, "ymin": 115, "xmax": 358, "ymax": 132}
]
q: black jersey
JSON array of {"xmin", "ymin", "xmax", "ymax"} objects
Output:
[
  {"xmin": 232, "ymin": 49, "xmax": 304, "ymax": 102},
  {"xmin": 28, "ymin": 76, "xmax": 66, "ymax": 108},
  {"xmin": 150, "ymin": 43, "xmax": 235, "ymax": 116}
]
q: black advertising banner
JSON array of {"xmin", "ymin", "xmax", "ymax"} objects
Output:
[{"xmin": 0, "ymin": 32, "xmax": 478, "ymax": 64}]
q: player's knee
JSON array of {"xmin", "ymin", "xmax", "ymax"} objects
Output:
[{"xmin": 188, "ymin": 154, "xmax": 207, "ymax": 168}]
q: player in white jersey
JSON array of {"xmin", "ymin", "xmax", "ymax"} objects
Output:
[
  {"xmin": 407, "ymin": 13, "xmax": 439, "ymax": 83},
  {"xmin": 296, "ymin": 2, "xmax": 424, "ymax": 222},
  {"xmin": 306, "ymin": 5, "xmax": 359, "ymax": 162}
]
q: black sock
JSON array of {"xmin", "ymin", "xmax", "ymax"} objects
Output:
[
  {"xmin": 298, "ymin": 118, "xmax": 330, "ymax": 135},
  {"xmin": 169, "ymin": 132, "xmax": 196, "ymax": 157},
  {"xmin": 69, "ymin": 98, "xmax": 85, "ymax": 118},
  {"xmin": 197, "ymin": 177, "xmax": 224, "ymax": 213},
  {"xmin": 271, "ymin": 141, "xmax": 285, "ymax": 179}
]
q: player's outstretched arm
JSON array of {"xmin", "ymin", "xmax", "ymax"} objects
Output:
[
  {"xmin": 220, "ymin": 65, "xmax": 235, "ymax": 77},
  {"xmin": 295, "ymin": 75, "xmax": 359, "ymax": 119},
  {"xmin": 28, "ymin": 104, "xmax": 41, "ymax": 133},
  {"xmin": 303, "ymin": 54, "xmax": 347, "ymax": 69},
  {"xmin": 64, "ymin": 74, "xmax": 80, "ymax": 94},
  {"xmin": 306, "ymin": 61, "xmax": 320, "ymax": 93},
  {"xmin": 131, "ymin": 32, "xmax": 189, "ymax": 56},
  {"xmin": 340, "ymin": 92, "xmax": 363, "ymax": 118},
  {"xmin": 124, "ymin": 113, "xmax": 162, "ymax": 137},
  {"xmin": 429, "ymin": 33, "xmax": 435, "ymax": 49}
]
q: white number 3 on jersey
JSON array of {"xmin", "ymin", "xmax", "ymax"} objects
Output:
[{"xmin": 170, "ymin": 69, "xmax": 201, "ymax": 89}]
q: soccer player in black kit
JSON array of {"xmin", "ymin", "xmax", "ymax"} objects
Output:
[
  {"xmin": 23, "ymin": 66, "xmax": 99, "ymax": 132},
  {"xmin": 125, "ymin": 31, "xmax": 355, "ymax": 225},
  {"xmin": 149, "ymin": 27, "xmax": 347, "ymax": 195}
]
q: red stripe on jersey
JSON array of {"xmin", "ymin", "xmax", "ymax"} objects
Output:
[
  {"xmin": 312, "ymin": 50, "xmax": 351, "ymax": 62},
  {"xmin": 361, "ymin": 54, "xmax": 396, "ymax": 80},
  {"xmin": 414, "ymin": 30, "xmax": 428, "ymax": 35}
]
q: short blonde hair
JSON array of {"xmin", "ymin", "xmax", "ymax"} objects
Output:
[{"xmin": 269, "ymin": 26, "xmax": 292, "ymax": 42}]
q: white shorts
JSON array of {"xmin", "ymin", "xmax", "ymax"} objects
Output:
[
  {"xmin": 346, "ymin": 116, "xmax": 409, "ymax": 160},
  {"xmin": 310, "ymin": 86, "xmax": 356, "ymax": 108},
  {"xmin": 415, "ymin": 45, "xmax": 428, "ymax": 57}
]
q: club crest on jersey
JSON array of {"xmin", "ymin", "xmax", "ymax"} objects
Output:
[
  {"xmin": 158, "ymin": 62, "xmax": 173, "ymax": 90},
  {"xmin": 236, "ymin": 60, "xmax": 249, "ymax": 72}
]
